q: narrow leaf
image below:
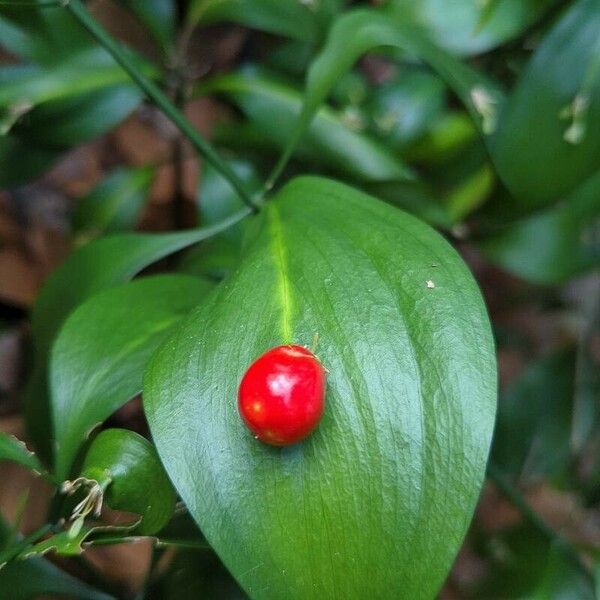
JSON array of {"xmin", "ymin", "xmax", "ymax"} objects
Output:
[
  {"xmin": 200, "ymin": 68, "xmax": 414, "ymax": 183},
  {"xmin": 269, "ymin": 8, "xmax": 504, "ymax": 186},
  {"xmin": 0, "ymin": 433, "xmax": 43, "ymax": 474}
]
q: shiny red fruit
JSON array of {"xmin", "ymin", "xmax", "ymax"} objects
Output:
[{"xmin": 238, "ymin": 344, "xmax": 326, "ymax": 446}]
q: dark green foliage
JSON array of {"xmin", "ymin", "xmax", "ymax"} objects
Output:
[{"xmin": 0, "ymin": 0, "xmax": 597, "ymax": 598}]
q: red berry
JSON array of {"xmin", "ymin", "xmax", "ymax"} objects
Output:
[{"xmin": 238, "ymin": 344, "xmax": 326, "ymax": 446}]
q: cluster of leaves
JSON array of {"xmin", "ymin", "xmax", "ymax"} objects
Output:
[{"xmin": 0, "ymin": 0, "xmax": 599, "ymax": 598}]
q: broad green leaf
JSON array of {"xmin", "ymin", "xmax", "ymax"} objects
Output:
[
  {"xmin": 73, "ymin": 166, "xmax": 154, "ymax": 238},
  {"xmin": 389, "ymin": 0, "xmax": 554, "ymax": 56},
  {"xmin": 200, "ymin": 68, "xmax": 414, "ymax": 183},
  {"xmin": 480, "ymin": 170, "xmax": 600, "ymax": 284},
  {"xmin": 144, "ymin": 176, "xmax": 497, "ymax": 599},
  {"xmin": 491, "ymin": 0, "xmax": 600, "ymax": 211},
  {"xmin": 0, "ymin": 433, "xmax": 43, "ymax": 474},
  {"xmin": 0, "ymin": 516, "xmax": 114, "ymax": 599},
  {"xmin": 270, "ymin": 8, "xmax": 504, "ymax": 186},
  {"xmin": 81, "ymin": 429, "xmax": 176, "ymax": 534},
  {"xmin": 492, "ymin": 349, "xmax": 575, "ymax": 482},
  {"xmin": 24, "ymin": 208, "xmax": 250, "ymax": 462},
  {"xmin": 51, "ymin": 275, "xmax": 213, "ymax": 479}
]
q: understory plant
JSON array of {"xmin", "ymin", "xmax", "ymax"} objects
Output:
[{"xmin": 0, "ymin": 0, "xmax": 599, "ymax": 598}]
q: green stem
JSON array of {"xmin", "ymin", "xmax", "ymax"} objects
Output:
[
  {"xmin": 487, "ymin": 463, "xmax": 590, "ymax": 575},
  {"xmin": 89, "ymin": 535, "xmax": 212, "ymax": 551},
  {"xmin": 65, "ymin": 0, "xmax": 258, "ymax": 211}
]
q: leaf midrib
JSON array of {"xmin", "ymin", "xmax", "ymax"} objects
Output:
[{"xmin": 267, "ymin": 205, "xmax": 293, "ymax": 343}]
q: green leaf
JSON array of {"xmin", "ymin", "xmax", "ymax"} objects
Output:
[
  {"xmin": 491, "ymin": 0, "xmax": 600, "ymax": 211},
  {"xmin": 73, "ymin": 166, "xmax": 154, "ymax": 238},
  {"xmin": 492, "ymin": 349, "xmax": 576, "ymax": 482},
  {"xmin": 406, "ymin": 111, "xmax": 477, "ymax": 166},
  {"xmin": 188, "ymin": 0, "xmax": 340, "ymax": 42},
  {"xmin": 480, "ymin": 170, "xmax": 600, "ymax": 284},
  {"xmin": 388, "ymin": 0, "xmax": 554, "ymax": 56},
  {"xmin": 144, "ymin": 176, "xmax": 497, "ymax": 599},
  {"xmin": 0, "ymin": 49, "xmax": 152, "ymax": 117},
  {"xmin": 0, "ymin": 5, "xmax": 92, "ymax": 66},
  {"xmin": 25, "ymin": 208, "xmax": 250, "ymax": 462},
  {"xmin": 21, "ymin": 521, "xmax": 136, "ymax": 560},
  {"xmin": 0, "ymin": 553, "xmax": 114, "ymax": 599},
  {"xmin": 269, "ymin": 8, "xmax": 504, "ymax": 186},
  {"xmin": 200, "ymin": 67, "xmax": 414, "ymax": 183},
  {"xmin": 0, "ymin": 61, "xmax": 145, "ymax": 186},
  {"xmin": 51, "ymin": 275, "xmax": 213, "ymax": 480},
  {"xmin": 367, "ymin": 69, "xmax": 446, "ymax": 150},
  {"xmin": 0, "ymin": 516, "xmax": 114, "ymax": 599},
  {"xmin": 529, "ymin": 544, "xmax": 595, "ymax": 600},
  {"xmin": 474, "ymin": 523, "xmax": 553, "ymax": 598},
  {"xmin": 0, "ymin": 433, "xmax": 43, "ymax": 474},
  {"xmin": 81, "ymin": 429, "xmax": 176, "ymax": 534},
  {"xmin": 15, "ymin": 84, "xmax": 143, "ymax": 148},
  {"xmin": 0, "ymin": 14, "xmax": 150, "ymax": 186}
]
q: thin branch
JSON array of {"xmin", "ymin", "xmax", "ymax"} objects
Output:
[
  {"xmin": 65, "ymin": 0, "xmax": 258, "ymax": 211},
  {"xmin": 487, "ymin": 463, "xmax": 591, "ymax": 576}
]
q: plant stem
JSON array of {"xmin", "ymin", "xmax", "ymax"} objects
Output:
[
  {"xmin": 65, "ymin": 0, "xmax": 258, "ymax": 211},
  {"xmin": 487, "ymin": 463, "xmax": 590, "ymax": 575}
]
